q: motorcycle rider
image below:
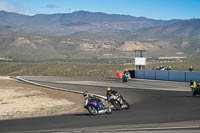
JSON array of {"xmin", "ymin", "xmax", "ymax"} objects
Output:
[
  {"xmin": 83, "ymin": 91, "xmax": 105, "ymax": 108},
  {"xmin": 122, "ymin": 69, "xmax": 129, "ymax": 82},
  {"xmin": 190, "ymin": 80, "xmax": 200, "ymax": 89},
  {"xmin": 106, "ymin": 87, "xmax": 123, "ymax": 104},
  {"xmin": 106, "ymin": 87, "xmax": 118, "ymax": 99},
  {"xmin": 123, "ymin": 69, "xmax": 129, "ymax": 75}
]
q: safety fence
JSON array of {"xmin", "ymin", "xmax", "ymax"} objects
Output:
[{"xmin": 135, "ymin": 70, "xmax": 200, "ymax": 82}]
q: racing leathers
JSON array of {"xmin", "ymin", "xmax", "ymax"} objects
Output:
[
  {"xmin": 106, "ymin": 89, "xmax": 118, "ymax": 100},
  {"xmin": 190, "ymin": 81, "xmax": 197, "ymax": 88},
  {"xmin": 83, "ymin": 93, "xmax": 104, "ymax": 108},
  {"xmin": 106, "ymin": 89, "xmax": 124, "ymax": 105},
  {"xmin": 190, "ymin": 81, "xmax": 200, "ymax": 89}
]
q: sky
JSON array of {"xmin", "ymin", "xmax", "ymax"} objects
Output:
[{"xmin": 0, "ymin": 0, "xmax": 200, "ymax": 20}]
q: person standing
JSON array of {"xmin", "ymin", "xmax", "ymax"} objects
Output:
[{"xmin": 189, "ymin": 66, "xmax": 193, "ymax": 72}]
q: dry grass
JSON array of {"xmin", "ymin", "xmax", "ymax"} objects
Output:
[{"xmin": 0, "ymin": 62, "xmax": 133, "ymax": 78}]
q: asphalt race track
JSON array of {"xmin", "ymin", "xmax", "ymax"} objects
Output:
[{"xmin": 1, "ymin": 76, "xmax": 200, "ymax": 133}]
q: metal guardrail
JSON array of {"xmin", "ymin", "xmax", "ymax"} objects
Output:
[
  {"xmin": 14, "ymin": 76, "xmax": 107, "ymax": 99},
  {"xmin": 135, "ymin": 70, "xmax": 200, "ymax": 82}
]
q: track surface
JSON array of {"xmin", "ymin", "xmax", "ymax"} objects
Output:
[{"xmin": 1, "ymin": 76, "xmax": 200, "ymax": 133}]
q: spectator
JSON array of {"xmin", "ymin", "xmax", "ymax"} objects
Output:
[
  {"xmin": 159, "ymin": 65, "xmax": 163, "ymax": 70},
  {"xmin": 156, "ymin": 66, "xmax": 160, "ymax": 70},
  {"xmin": 155, "ymin": 65, "xmax": 173, "ymax": 71},
  {"xmin": 189, "ymin": 66, "xmax": 193, "ymax": 72},
  {"xmin": 160, "ymin": 67, "xmax": 165, "ymax": 71},
  {"xmin": 167, "ymin": 66, "xmax": 172, "ymax": 70}
]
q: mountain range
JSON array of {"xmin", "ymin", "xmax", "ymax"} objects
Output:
[{"xmin": 0, "ymin": 10, "xmax": 200, "ymax": 61}]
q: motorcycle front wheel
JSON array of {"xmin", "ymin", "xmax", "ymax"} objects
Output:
[
  {"xmin": 123, "ymin": 100, "xmax": 130, "ymax": 109},
  {"xmin": 87, "ymin": 105, "xmax": 98, "ymax": 115}
]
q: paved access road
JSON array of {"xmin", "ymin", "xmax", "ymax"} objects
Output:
[{"xmin": 0, "ymin": 76, "xmax": 200, "ymax": 133}]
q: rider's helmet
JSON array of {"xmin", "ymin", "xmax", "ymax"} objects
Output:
[
  {"xmin": 83, "ymin": 91, "xmax": 89, "ymax": 98},
  {"xmin": 107, "ymin": 87, "xmax": 111, "ymax": 93}
]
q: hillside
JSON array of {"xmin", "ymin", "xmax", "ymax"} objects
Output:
[
  {"xmin": 135, "ymin": 19, "xmax": 200, "ymax": 55},
  {"xmin": 0, "ymin": 10, "xmax": 171, "ymax": 35},
  {"xmin": 0, "ymin": 10, "xmax": 200, "ymax": 60}
]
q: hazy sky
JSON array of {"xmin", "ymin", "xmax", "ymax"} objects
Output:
[{"xmin": 0, "ymin": 0, "xmax": 200, "ymax": 20}]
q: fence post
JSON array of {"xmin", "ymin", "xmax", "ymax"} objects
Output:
[
  {"xmin": 168, "ymin": 71, "xmax": 169, "ymax": 81},
  {"xmin": 184, "ymin": 72, "xmax": 186, "ymax": 82}
]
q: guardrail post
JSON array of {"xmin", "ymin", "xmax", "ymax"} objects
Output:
[
  {"xmin": 168, "ymin": 71, "xmax": 169, "ymax": 81},
  {"xmin": 184, "ymin": 72, "xmax": 186, "ymax": 82}
]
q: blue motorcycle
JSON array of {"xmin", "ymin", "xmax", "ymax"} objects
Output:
[{"xmin": 84, "ymin": 99, "xmax": 112, "ymax": 115}]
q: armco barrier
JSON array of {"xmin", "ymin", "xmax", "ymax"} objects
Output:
[
  {"xmin": 186, "ymin": 72, "xmax": 200, "ymax": 82},
  {"xmin": 135, "ymin": 70, "xmax": 200, "ymax": 82},
  {"xmin": 14, "ymin": 76, "xmax": 107, "ymax": 99},
  {"xmin": 169, "ymin": 71, "xmax": 185, "ymax": 82},
  {"xmin": 155, "ymin": 70, "xmax": 169, "ymax": 80},
  {"xmin": 135, "ymin": 70, "xmax": 145, "ymax": 79},
  {"xmin": 145, "ymin": 70, "xmax": 156, "ymax": 80}
]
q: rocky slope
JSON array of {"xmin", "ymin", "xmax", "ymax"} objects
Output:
[{"xmin": 0, "ymin": 10, "xmax": 200, "ymax": 60}]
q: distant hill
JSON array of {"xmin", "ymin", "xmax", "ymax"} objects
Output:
[
  {"xmin": 0, "ymin": 10, "xmax": 174, "ymax": 35},
  {"xmin": 0, "ymin": 10, "xmax": 200, "ymax": 60},
  {"xmin": 135, "ymin": 19, "xmax": 200, "ymax": 55},
  {"xmin": 135, "ymin": 19, "xmax": 200, "ymax": 39}
]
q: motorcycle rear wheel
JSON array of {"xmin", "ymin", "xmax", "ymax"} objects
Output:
[
  {"xmin": 192, "ymin": 88, "xmax": 197, "ymax": 96},
  {"xmin": 106, "ymin": 107, "xmax": 112, "ymax": 114},
  {"xmin": 111, "ymin": 100, "xmax": 121, "ymax": 110}
]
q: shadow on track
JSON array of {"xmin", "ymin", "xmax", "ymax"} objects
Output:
[{"xmin": 175, "ymin": 95, "xmax": 200, "ymax": 98}]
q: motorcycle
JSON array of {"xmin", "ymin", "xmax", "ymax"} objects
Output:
[
  {"xmin": 190, "ymin": 81, "xmax": 200, "ymax": 96},
  {"xmin": 84, "ymin": 99, "xmax": 112, "ymax": 115},
  {"xmin": 107, "ymin": 94, "xmax": 130, "ymax": 110},
  {"xmin": 122, "ymin": 73, "xmax": 129, "ymax": 83},
  {"xmin": 191, "ymin": 86, "xmax": 200, "ymax": 96}
]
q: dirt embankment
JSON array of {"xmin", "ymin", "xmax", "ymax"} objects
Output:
[{"xmin": 0, "ymin": 77, "xmax": 84, "ymax": 120}]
